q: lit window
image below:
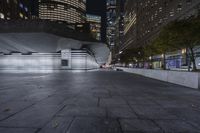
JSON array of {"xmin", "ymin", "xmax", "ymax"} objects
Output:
[
  {"xmin": 159, "ymin": 7, "xmax": 162, "ymax": 12},
  {"xmin": 24, "ymin": 7, "xmax": 28, "ymax": 12},
  {"xmin": 170, "ymin": 9, "xmax": 175, "ymax": 17},
  {"xmin": 186, "ymin": 0, "xmax": 192, "ymax": 4},
  {"xmin": 177, "ymin": 3, "xmax": 182, "ymax": 12},
  {"xmin": 0, "ymin": 13, "xmax": 5, "ymax": 19},
  {"xmin": 19, "ymin": 3, "xmax": 23, "ymax": 8},
  {"xmin": 19, "ymin": 13, "xmax": 23, "ymax": 18}
]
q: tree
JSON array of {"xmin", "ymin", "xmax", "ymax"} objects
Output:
[
  {"xmin": 120, "ymin": 47, "xmax": 147, "ymax": 67},
  {"xmin": 151, "ymin": 16, "xmax": 200, "ymax": 71},
  {"xmin": 146, "ymin": 29, "xmax": 174, "ymax": 70}
]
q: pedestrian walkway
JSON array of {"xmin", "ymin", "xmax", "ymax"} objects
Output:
[{"xmin": 0, "ymin": 70, "xmax": 200, "ymax": 133}]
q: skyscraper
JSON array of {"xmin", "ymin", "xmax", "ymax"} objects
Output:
[
  {"xmin": 121, "ymin": 0, "xmax": 200, "ymax": 52},
  {"xmin": 86, "ymin": 14, "xmax": 101, "ymax": 41},
  {"xmin": 106, "ymin": 0, "xmax": 117, "ymax": 47},
  {"xmin": 39, "ymin": 0, "xmax": 87, "ymax": 24},
  {"xmin": 0, "ymin": 0, "xmax": 31, "ymax": 20},
  {"xmin": 112, "ymin": 0, "xmax": 125, "ymax": 59},
  {"xmin": 121, "ymin": 0, "xmax": 137, "ymax": 51}
]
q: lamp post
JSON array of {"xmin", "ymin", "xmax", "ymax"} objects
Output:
[
  {"xmin": 149, "ymin": 56, "xmax": 152, "ymax": 69},
  {"xmin": 161, "ymin": 53, "xmax": 166, "ymax": 70}
]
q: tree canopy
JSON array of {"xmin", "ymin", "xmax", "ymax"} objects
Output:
[
  {"xmin": 119, "ymin": 16, "xmax": 200, "ymax": 71},
  {"xmin": 151, "ymin": 16, "xmax": 200, "ymax": 70}
]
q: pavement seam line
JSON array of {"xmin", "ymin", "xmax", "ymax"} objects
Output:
[{"xmin": 65, "ymin": 116, "xmax": 76, "ymax": 133}]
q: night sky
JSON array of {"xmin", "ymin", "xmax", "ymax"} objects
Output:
[{"xmin": 86, "ymin": 0, "xmax": 106, "ymax": 42}]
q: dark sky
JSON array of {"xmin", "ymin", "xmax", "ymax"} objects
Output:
[{"xmin": 86, "ymin": 0, "xmax": 106, "ymax": 42}]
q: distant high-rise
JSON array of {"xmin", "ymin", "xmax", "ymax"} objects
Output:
[
  {"xmin": 106, "ymin": 0, "xmax": 117, "ymax": 47},
  {"xmin": 0, "ymin": 0, "xmax": 31, "ymax": 20},
  {"xmin": 121, "ymin": 0, "xmax": 200, "ymax": 52},
  {"xmin": 113, "ymin": 0, "xmax": 125, "ymax": 57},
  {"xmin": 86, "ymin": 14, "xmax": 101, "ymax": 41},
  {"xmin": 121, "ymin": 0, "xmax": 137, "ymax": 51},
  {"xmin": 39, "ymin": 0, "xmax": 87, "ymax": 24}
]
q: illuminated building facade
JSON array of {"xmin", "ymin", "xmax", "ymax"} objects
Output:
[
  {"xmin": 121, "ymin": 0, "xmax": 200, "ymax": 52},
  {"xmin": 86, "ymin": 14, "xmax": 101, "ymax": 41},
  {"xmin": 0, "ymin": 0, "xmax": 31, "ymax": 20},
  {"xmin": 112, "ymin": 0, "xmax": 125, "ymax": 59},
  {"xmin": 137, "ymin": 0, "xmax": 200, "ymax": 47},
  {"xmin": 121, "ymin": 0, "xmax": 137, "ymax": 51},
  {"xmin": 106, "ymin": 0, "xmax": 117, "ymax": 47},
  {"xmin": 39, "ymin": 0, "xmax": 86, "ymax": 24}
]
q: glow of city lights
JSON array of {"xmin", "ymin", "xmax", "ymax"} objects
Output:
[
  {"xmin": 0, "ymin": 13, "xmax": 4, "ymax": 19},
  {"xmin": 182, "ymin": 48, "xmax": 187, "ymax": 54}
]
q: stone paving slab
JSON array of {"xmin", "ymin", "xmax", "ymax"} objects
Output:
[
  {"xmin": 100, "ymin": 97, "xmax": 128, "ymax": 107},
  {"xmin": 0, "ymin": 127, "xmax": 37, "ymax": 133},
  {"xmin": 0, "ymin": 100, "xmax": 34, "ymax": 121},
  {"xmin": 155, "ymin": 119, "xmax": 199, "ymax": 132},
  {"xmin": 57, "ymin": 106, "xmax": 106, "ymax": 117},
  {"xmin": 93, "ymin": 91, "xmax": 111, "ymax": 98},
  {"xmin": 119, "ymin": 119, "xmax": 162, "ymax": 133},
  {"xmin": 0, "ymin": 104, "xmax": 62, "ymax": 128},
  {"xmin": 131, "ymin": 105, "xmax": 178, "ymax": 120},
  {"xmin": 166, "ymin": 107, "xmax": 200, "ymax": 129},
  {"xmin": 66, "ymin": 97, "xmax": 98, "ymax": 107},
  {"xmin": 67, "ymin": 117, "xmax": 122, "ymax": 133},
  {"xmin": 37, "ymin": 95, "xmax": 67, "ymax": 106},
  {"xmin": 106, "ymin": 107, "xmax": 138, "ymax": 119},
  {"xmin": 157, "ymin": 100, "xmax": 194, "ymax": 108},
  {"xmin": 38, "ymin": 116, "xmax": 73, "ymax": 133},
  {"xmin": 124, "ymin": 97, "xmax": 158, "ymax": 105}
]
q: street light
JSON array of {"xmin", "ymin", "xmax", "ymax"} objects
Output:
[
  {"xmin": 182, "ymin": 48, "xmax": 186, "ymax": 54},
  {"xmin": 149, "ymin": 56, "xmax": 152, "ymax": 60}
]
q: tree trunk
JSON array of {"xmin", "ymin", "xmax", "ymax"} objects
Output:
[
  {"xmin": 188, "ymin": 60, "xmax": 191, "ymax": 71},
  {"xmin": 190, "ymin": 47, "xmax": 197, "ymax": 71},
  {"xmin": 137, "ymin": 62, "xmax": 139, "ymax": 68},
  {"xmin": 186, "ymin": 48, "xmax": 190, "ymax": 71},
  {"xmin": 163, "ymin": 53, "xmax": 166, "ymax": 70}
]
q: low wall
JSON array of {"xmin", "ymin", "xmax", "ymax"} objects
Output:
[
  {"xmin": 0, "ymin": 54, "xmax": 61, "ymax": 70},
  {"xmin": 117, "ymin": 67, "xmax": 200, "ymax": 89},
  {"xmin": 0, "ymin": 52, "xmax": 99, "ymax": 70}
]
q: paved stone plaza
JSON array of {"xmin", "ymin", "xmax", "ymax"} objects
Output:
[{"xmin": 0, "ymin": 70, "xmax": 200, "ymax": 133}]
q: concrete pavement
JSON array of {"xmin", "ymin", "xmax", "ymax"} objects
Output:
[{"xmin": 0, "ymin": 70, "xmax": 200, "ymax": 133}]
